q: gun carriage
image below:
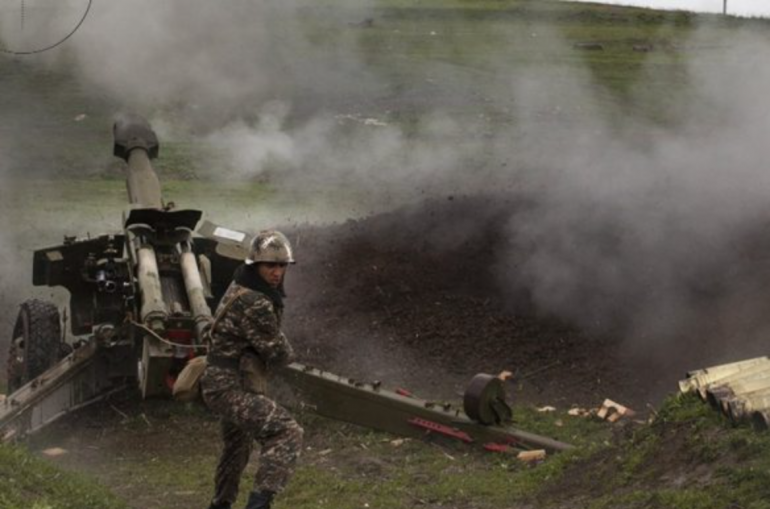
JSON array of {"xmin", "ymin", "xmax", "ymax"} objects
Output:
[{"xmin": 1, "ymin": 115, "xmax": 572, "ymax": 454}]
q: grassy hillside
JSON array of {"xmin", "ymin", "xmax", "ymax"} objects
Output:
[
  {"xmin": 2, "ymin": 0, "xmax": 768, "ymax": 179},
  {"xmin": 532, "ymin": 394, "xmax": 770, "ymax": 509}
]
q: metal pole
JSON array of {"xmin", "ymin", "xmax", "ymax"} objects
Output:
[{"xmin": 723, "ymin": 0, "xmax": 727, "ymax": 15}]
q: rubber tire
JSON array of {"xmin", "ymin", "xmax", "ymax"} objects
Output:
[{"xmin": 7, "ymin": 299, "xmax": 61, "ymax": 392}]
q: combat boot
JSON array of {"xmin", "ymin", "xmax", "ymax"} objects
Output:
[
  {"xmin": 244, "ymin": 490, "xmax": 274, "ymax": 509},
  {"xmin": 207, "ymin": 501, "xmax": 231, "ymax": 509}
]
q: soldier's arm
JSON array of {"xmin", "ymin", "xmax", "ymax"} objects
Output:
[{"xmin": 240, "ymin": 294, "xmax": 295, "ymax": 367}]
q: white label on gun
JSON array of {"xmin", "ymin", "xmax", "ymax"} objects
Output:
[{"xmin": 213, "ymin": 227, "xmax": 246, "ymax": 243}]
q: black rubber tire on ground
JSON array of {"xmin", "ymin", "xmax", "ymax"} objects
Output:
[{"xmin": 6, "ymin": 299, "xmax": 62, "ymax": 393}]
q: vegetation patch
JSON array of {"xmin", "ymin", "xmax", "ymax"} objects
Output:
[
  {"xmin": 0, "ymin": 443, "xmax": 126, "ymax": 509},
  {"xmin": 33, "ymin": 391, "xmax": 770, "ymax": 509},
  {"xmin": 529, "ymin": 394, "xmax": 770, "ymax": 509},
  {"xmin": 276, "ymin": 407, "xmax": 611, "ymax": 509}
]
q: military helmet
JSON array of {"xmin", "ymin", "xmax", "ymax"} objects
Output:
[{"xmin": 245, "ymin": 230, "xmax": 295, "ymax": 265}]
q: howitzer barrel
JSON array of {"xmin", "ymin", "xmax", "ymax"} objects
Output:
[
  {"xmin": 113, "ymin": 114, "xmax": 163, "ymax": 209},
  {"xmin": 137, "ymin": 246, "xmax": 166, "ymax": 332},
  {"xmin": 180, "ymin": 246, "xmax": 212, "ymax": 341},
  {"xmin": 125, "ymin": 150, "xmax": 162, "ymax": 209}
]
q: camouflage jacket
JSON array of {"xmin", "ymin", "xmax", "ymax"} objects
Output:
[{"xmin": 207, "ymin": 279, "xmax": 294, "ymax": 367}]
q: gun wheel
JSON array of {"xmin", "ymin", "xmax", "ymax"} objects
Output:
[
  {"xmin": 463, "ymin": 373, "xmax": 513, "ymax": 425},
  {"xmin": 6, "ymin": 299, "xmax": 62, "ymax": 393}
]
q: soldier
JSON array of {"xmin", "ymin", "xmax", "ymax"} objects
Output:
[{"xmin": 201, "ymin": 230, "xmax": 304, "ymax": 509}]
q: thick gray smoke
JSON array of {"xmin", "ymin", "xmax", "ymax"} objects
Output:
[
  {"xmin": 498, "ymin": 28, "xmax": 770, "ymax": 363},
  {"xmin": 54, "ymin": 0, "xmax": 382, "ymax": 128}
]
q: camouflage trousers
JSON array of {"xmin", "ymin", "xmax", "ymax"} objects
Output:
[{"xmin": 201, "ymin": 367, "xmax": 303, "ymax": 505}]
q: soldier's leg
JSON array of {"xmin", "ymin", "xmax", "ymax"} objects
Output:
[
  {"xmin": 253, "ymin": 407, "xmax": 304, "ymax": 494},
  {"xmin": 216, "ymin": 392, "xmax": 304, "ymax": 495},
  {"xmin": 212, "ymin": 419, "xmax": 253, "ymax": 507}
]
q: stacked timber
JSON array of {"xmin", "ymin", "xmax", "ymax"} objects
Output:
[{"xmin": 679, "ymin": 356, "xmax": 770, "ymax": 430}]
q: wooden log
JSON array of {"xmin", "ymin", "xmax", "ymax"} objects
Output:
[{"xmin": 517, "ymin": 450, "xmax": 547, "ymax": 463}]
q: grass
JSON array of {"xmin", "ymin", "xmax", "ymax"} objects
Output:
[
  {"xmin": 17, "ymin": 365, "xmax": 770, "ymax": 509},
  {"xmin": 0, "ymin": 443, "xmax": 127, "ymax": 509},
  {"xmin": 534, "ymin": 394, "xmax": 770, "ymax": 509},
  {"xmin": 277, "ymin": 406, "xmax": 612, "ymax": 509},
  {"xmin": 29, "ymin": 392, "xmax": 770, "ymax": 509},
  {"xmin": 303, "ymin": 0, "xmax": 762, "ymax": 125},
  {"xmin": 0, "ymin": 177, "xmax": 370, "ymax": 246},
  {"xmin": 24, "ymin": 395, "xmax": 612, "ymax": 509}
]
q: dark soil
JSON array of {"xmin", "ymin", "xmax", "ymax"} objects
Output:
[{"xmin": 284, "ymin": 194, "xmax": 672, "ymax": 412}]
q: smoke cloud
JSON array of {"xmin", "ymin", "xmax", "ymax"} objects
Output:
[
  {"xmin": 50, "ymin": 0, "xmax": 382, "ymax": 128},
  {"xmin": 497, "ymin": 27, "xmax": 770, "ymax": 363}
]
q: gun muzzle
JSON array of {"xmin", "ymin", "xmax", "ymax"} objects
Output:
[{"xmin": 113, "ymin": 114, "xmax": 163, "ymax": 209}]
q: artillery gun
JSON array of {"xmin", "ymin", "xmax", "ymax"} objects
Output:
[{"xmin": 0, "ymin": 115, "xmax": 571, "ymax": 454}]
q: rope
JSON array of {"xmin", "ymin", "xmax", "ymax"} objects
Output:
[
  {"xmin": 129, "ymin": 320, "xmax": 208, "ymax": 351},
  {"xmin": 1, "ymin": 0, "xmax": 93, "ymax": 55}
]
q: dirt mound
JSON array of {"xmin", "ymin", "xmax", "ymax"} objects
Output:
[{"xmin": 284, "ymin": 194, "xmax": 667, "ymax": 410}]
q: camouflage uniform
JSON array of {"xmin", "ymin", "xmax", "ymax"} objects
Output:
[{"xmin": 201, "ymin": 269, "xmax": 303, "ymax": 507}]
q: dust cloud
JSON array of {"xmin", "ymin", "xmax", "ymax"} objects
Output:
[
  {"xmin": 495, "ymin": 27, "xmax": 770, "ymax": 365},
  {"xmin": 3, "ymin": 1, "xmax": 770, "ymax": 375}
]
